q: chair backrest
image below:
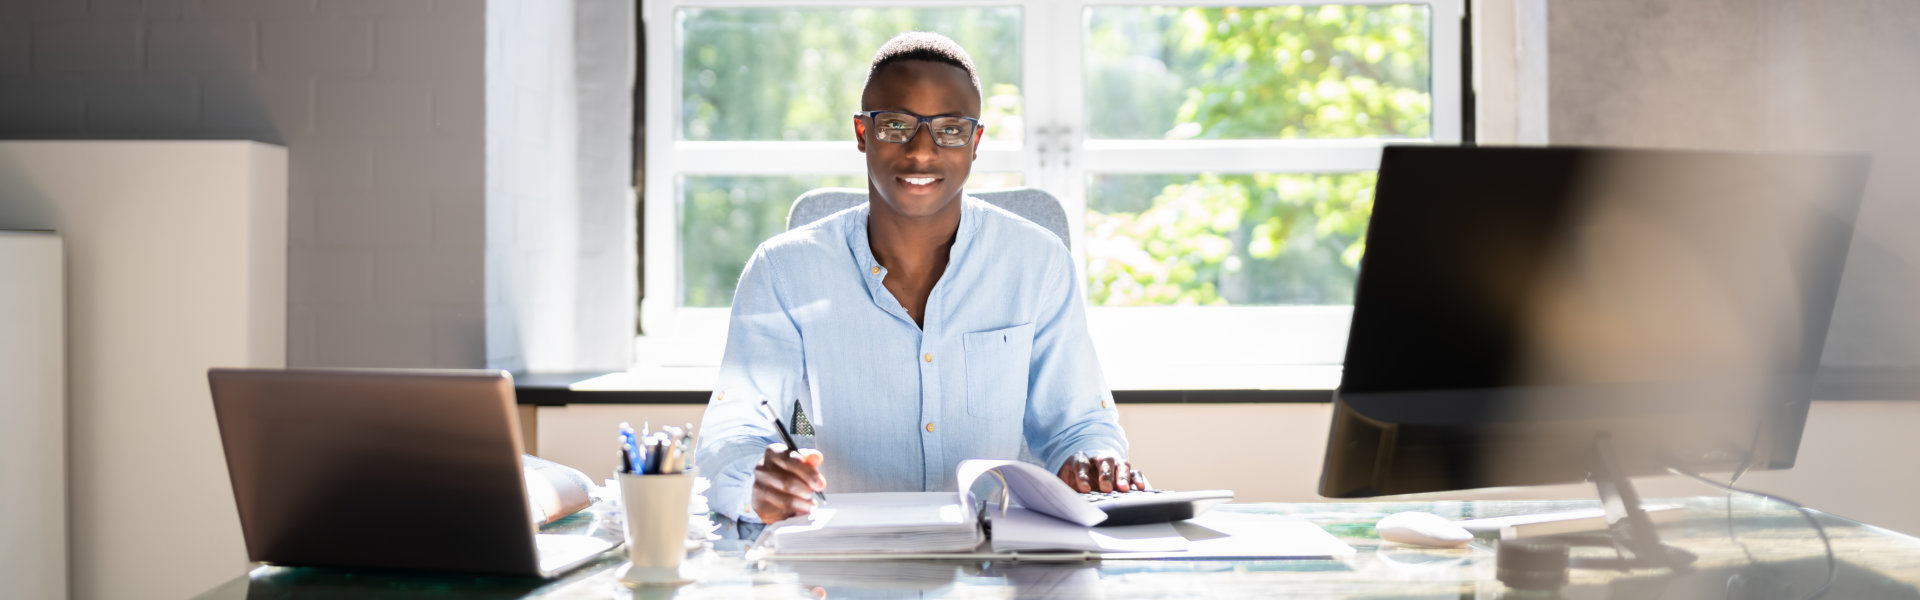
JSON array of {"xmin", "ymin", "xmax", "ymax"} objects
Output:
[{"xmin": 785, "ymin": 187, "xmax": 1071, "ymax": 251}]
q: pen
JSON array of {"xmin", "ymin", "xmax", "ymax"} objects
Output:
[
  {"xmin": 760, "ymin": 398, "xmax": 827, "ymax": 503},
  {"xmin": 619, "ymin": 422, "xmax": 643, "ymax": 474},
  {"xmin": 643, "ymin": 432, "xmax": 667, "ymax": 474},
  {"xmin": 684, "ymin": 422, "xmax": 699, "ymax": 471},
  {"xmin": 661, "ymin": 426, "xmax": 686, "ymax": 474}
]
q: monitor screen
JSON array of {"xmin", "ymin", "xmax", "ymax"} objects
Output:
[{"xmin": 1320, "ymin": 146, "xmax": 1868, "ymax": 498}]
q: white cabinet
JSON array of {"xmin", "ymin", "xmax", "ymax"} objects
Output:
[
  {"xmin": 0, "ymin": 231, "xmax": 65, "ymax": 600},
  {"xmin": 0, "ymin": 141, "xmax": 286, "ymax": 599}
]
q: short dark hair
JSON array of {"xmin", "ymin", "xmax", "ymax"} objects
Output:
[{"xmin": 861, "ymin": 32, "xmax": 983, "ymax": 109}]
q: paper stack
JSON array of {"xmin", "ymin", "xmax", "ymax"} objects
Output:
[{"xmin": 762, "ymin": 492, "xmax": 984, "ymax": 554}]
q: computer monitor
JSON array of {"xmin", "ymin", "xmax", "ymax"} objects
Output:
[{"xmin": 1318, "ymin": 145, "xmax": 1868, "ymax": 565}]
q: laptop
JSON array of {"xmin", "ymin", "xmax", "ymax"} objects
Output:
[{"xmin": 206, "ymin": 368, "xmax": 619, "ymax": 578}]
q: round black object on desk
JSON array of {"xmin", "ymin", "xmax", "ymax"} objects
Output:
[{"xmin": 1499, "ymin": 540, "xmax": 1570, "ymax": 591}]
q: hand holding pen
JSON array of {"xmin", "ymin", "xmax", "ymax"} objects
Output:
[{"xmin": 751, "ymin": 398, "xmax": 828, "ymax": 524}]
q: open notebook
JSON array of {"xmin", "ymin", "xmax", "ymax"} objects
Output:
[{"xmin": 752, "ymin": 460, "xmax": 1352, "ymax": 560}]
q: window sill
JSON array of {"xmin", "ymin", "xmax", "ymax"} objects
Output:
[{"xmin": 513, "ymin": 363, "xmax": 1341, "ymax": 405}]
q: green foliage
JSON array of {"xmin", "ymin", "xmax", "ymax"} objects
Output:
[
  {"xmin": 1086, "ymin": 172, "xmax": 1376, "ymax": 306},
  {"xmin": 680, "ymin": 8, "xmax": 1024, "ymax": 142},
  {"xmin": 1085, "ymin": 5, "xmax": 1430, "ymax": 140},
  {"xmin": 1083, "ymin": 5, "xmax": 1428, "ymax": 306},
  {"xmin": 679, "ymin": 175, "xmax": 861, "ymax": 307}
]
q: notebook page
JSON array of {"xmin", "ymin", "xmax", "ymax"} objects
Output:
[{"xmin": 957, "ymin": 460, "xmax": 1108, "ymax": 527}]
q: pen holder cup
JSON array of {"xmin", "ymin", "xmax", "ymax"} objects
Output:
[{"xmin": 617, "ymin": 472, "xmax": 696, "ymax": 584}]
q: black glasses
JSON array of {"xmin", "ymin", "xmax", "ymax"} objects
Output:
[{"xmin": 855, "ymin": 110, "xmax": 982, "ymax": 148}]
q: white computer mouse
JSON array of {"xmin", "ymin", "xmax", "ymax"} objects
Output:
[{"xmin": 1375, "ymin": 511, "xmax": 1473, "ymax": 548}]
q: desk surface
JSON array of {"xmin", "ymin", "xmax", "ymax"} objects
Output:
[{"xmin": 193, "ymin": 497, "xmax": 1920, "ymax": 599}]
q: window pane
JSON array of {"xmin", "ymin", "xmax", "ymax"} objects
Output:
[
  {"xmin": 1085, "ymin": 172, "xmax": 1376, "ymax": 306},
  {"xmin": 966, "ymin": 171, "xmax": 1024, "ymax": 190},
  {"xmin": 680, "ymin": 176, "xmax": 863, "ymax": 307},
  {"xmin": 680, "ymin": 173, "xmax": 1026, "ymax": 307},
  {"xmin": 679, "ymin": 8, "xmax": 1023, "ymax": 143},
  {"xmin": 1085, "ymin": 5, "xmax": 1430, "ymax": 140}
]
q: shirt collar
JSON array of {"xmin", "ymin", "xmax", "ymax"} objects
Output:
[{"xmin": 847, "ymin": 196, "xmax": 980, "ymax": 295}]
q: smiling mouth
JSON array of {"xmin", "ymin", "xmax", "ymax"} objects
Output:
[{"xmin": 901, "ymin": 176, "xmax": 940, "ymax": 186}]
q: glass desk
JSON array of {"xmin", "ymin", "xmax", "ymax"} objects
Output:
[{"xmin": 193, "ymin": 497, "xmax": 1920, "ymax": 599}]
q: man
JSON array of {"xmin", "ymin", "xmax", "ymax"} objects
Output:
[{"xmin": 695, "ymin": 32, "xmax": 1144, "ymax": 528}]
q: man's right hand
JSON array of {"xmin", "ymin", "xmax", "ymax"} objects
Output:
[{"xmin": 752, "ymin": 443, "xmax": 826, "ymax": 524}]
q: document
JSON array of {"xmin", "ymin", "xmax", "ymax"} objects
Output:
[
  {"xmin": 753, "ymin": 459, "xmax": 1350, "ymax": 560},
  {"xmin": 956, "ymin": 460, "xmax": 1108, "ymax": 526},
  {"xmin": 761, "ymin": 492, "xmax": 983, "ymax": 555},
  {"xmin": 755, "ymin": 460, "xmax": 1125, "ymax": 556},
  {"xmin": 988, "ymin": 506, "xmax": 1186, "ymax": 553}
]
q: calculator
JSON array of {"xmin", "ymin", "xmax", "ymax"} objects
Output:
[{"xmin": 1080, "ymin": 489, "xmax": 1235, "ymax": 526}]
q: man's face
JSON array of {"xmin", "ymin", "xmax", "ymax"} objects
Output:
[{"xmin": 856, "ymin": 60, "xmax": 984, "ymax": 220}]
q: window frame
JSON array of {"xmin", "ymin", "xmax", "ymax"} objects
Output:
[{"xmin": 639, "ymin": 0, "xmax": 1465, "ymax": 386}]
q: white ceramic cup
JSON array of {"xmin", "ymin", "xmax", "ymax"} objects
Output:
[{"xmin": 617, "ymin": 471, "xmax": 696, "ymax": 584}]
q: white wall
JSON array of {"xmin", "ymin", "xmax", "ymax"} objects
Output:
[
  {"xmin": 0, "ymin": 231, "xmax": 65, "ymax": 600},
  {"xmin": 0, "ymin": 141, "xmax": 286, "ymax": 600},
  {"xmin": 1543, "ymin": 0, "xmax": 1920, "ymax": 371},
  {"xmin": 484, "ymin": 0, "xmax": 636, "ymax": 372}
]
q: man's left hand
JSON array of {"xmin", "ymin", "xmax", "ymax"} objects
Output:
[{"xmin": 1056, "ymin": 450, "xmax": 1149, "ymax": 493}]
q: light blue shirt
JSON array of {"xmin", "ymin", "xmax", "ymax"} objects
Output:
[{"xmin": 695, "ymin": 197, "xmax": 1129, "ymax": 522}]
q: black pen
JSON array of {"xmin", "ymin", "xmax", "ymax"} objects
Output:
[{"xmin": 760, "ymin": 398, "xmax": 828, "ymax": 503}]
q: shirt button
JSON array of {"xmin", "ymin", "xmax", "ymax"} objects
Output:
[
  {"xmin": 924, "ymin": 353, "xmax": 933, "ymax": 363},
  {"xmin": 1101, "ymin": 399, "xmax": 1108, "ymax": 408},
  {"xmin": 925, "ymin": 423, "xmax": 936, "ymax": 433},
  {"xmin": 870, "ymin": 266, "xmax": 880, "ymax": 275}
]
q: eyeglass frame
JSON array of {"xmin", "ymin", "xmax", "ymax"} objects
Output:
[{"xmin": 853, "ymin": 110, "xmax": 984, "ymax": 148}]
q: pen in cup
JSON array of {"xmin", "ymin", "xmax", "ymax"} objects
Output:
[
  {"xmin": 619, "ymin": 422, "xmax": 697, "ymax": 475},
  {"xmin": 684, "ymin": 422, "xmax": 699, "ymax": 471},
  {"xmin": 759, "ymin": 398, "xmax": 827, "ymax": 504},
  {"xmin": 618, "ymin": 422, "xmax": 643, "ymax": 474}
]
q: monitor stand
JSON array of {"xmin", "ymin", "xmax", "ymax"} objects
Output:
[{"xmin": 1556, "ymin": 434, "xmax": 1699, "ymax": 571}]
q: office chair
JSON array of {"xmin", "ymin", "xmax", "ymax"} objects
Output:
[{"xmin": 785, "ymin": 187, "xmax": 1071, "ymax": 250}]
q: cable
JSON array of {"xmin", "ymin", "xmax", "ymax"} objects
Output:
[
  {"xmin": 1718, "ymin": 446, "xmax": 1763, "ymax": 568},
  {"xmin": 1666, "ymin": 465, "xmax": 1836, "ymax": 600}
]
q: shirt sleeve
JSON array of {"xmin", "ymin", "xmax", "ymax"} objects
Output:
[
  {"xmin": 695, "ymin": 246, "xmax": 804, "ymax": 523},
  {"xmin": 1022, "ymin": 249, "xmax": 1130, "ymax": 474}
]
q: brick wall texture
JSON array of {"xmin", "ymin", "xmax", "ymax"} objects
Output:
[{"xmin": 0, "ymin": 0, "xmax": 488, "ymax": 369}]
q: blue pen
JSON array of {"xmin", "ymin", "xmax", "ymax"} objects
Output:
[{"xmin": 618, "ymin": 422, "xmax": 643, "ymax": 474}]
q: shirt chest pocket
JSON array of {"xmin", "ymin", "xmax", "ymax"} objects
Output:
[{"xmin": 961, "ymin": 323, "xmax": 1036, "ymax": 420}]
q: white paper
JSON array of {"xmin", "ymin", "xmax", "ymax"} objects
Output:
[
  {"xmin": 801, "ymin": 493, "xmax": 970, "ymax": 528},
  {"xmin": 956, "ymin": 459, "xmax": 1109, "ymax": 526},
  {"xmin": 989, "ymin": 506, "xmax": 1188, "ymax": 553},
  {"xmin": 758, "ymin": 492, "xmax": 983, "ymax": 555},
  {"xmin": 1106, "ymin": 512, "xmax": 1356, "ymax": 560}
]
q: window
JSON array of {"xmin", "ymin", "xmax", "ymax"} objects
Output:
[{"xmin": 641, "ymin": 1, "xmax": 1462, "ymax": 383}]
